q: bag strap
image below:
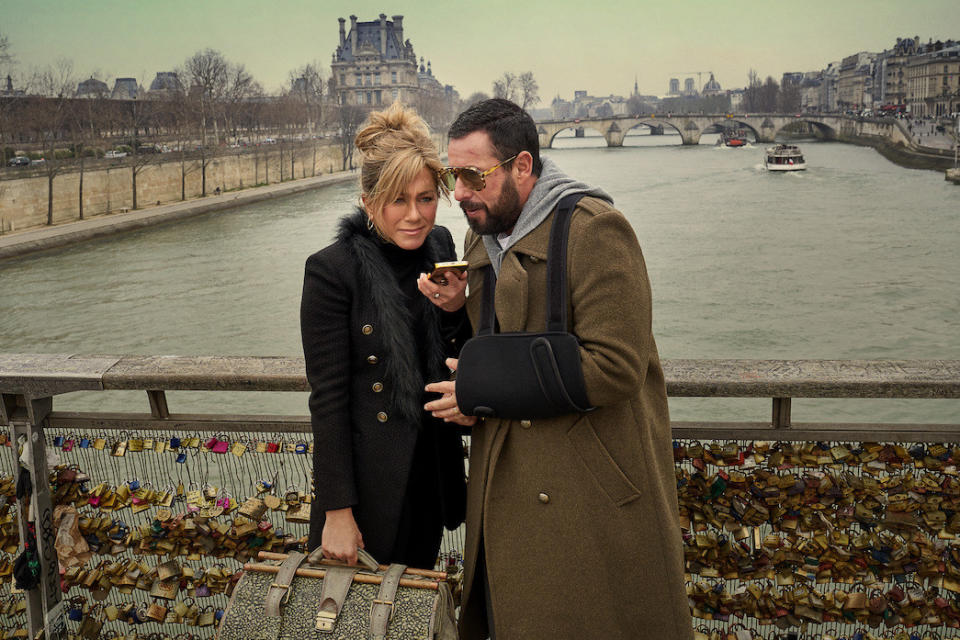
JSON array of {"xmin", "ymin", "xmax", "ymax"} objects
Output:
[
  {"xmin": 315, "ymin": 566, "xmax": 359, "ymax": 633},
  {"xmin": 477, "ymin": 193, "xmax": 584, "ymax": 336},
  {"xmin": 369, "ymin": 563, "xmax": 407, "ymax": 640},
  {"xmin": 263, "ymin": 551, "xmax": 305, "ymax": 618}
]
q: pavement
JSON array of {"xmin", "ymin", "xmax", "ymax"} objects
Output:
[{"xmin": 0, "ymin": 170, "xmax": 357, "ymax": 262}]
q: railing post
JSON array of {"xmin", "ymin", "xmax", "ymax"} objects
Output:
[
  {"xmin": 9, "ymin": 394, "xmax": 67, "ymax": 639},
  {"xmin": 147, "ymin": 389, "xmax": 170, "ymax": 419},
  {"xmin": 772, "ymin": 397, "xmax": 792, "ymax": 430}
]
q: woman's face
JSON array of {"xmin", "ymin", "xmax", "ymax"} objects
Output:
[{"xmin": 373, "ymin": 167, "xmax": 438, "ymax": 250}]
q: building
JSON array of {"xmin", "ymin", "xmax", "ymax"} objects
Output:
[
  {"xmin": 669, "ymin": 78, "xmax": 680, "ymax": 95},
  {"xmin": 906, "ymin": 40, "xmax": 960, "ymax": 117},
  {"xmin": 76, "ymin": 77, "xmax": 109, "ymax": 98},
  {"xmin": 837, "ymin": 52, "xmax": 876, "ymax": 112},
  {"xmin": 875, "ymin": 37, "xmax": 920, "ymax": 109},
  {"xmin": 0, "ymin": 75, "xmax": 24, "ymax": 97},
  {"xmin": 111, "ymin": 77, "xmax": 141, "ymax": 100},
  {"xmin": 148, "ymin": 72, "xmax": 181, "ymax": 97},
  {"xmin": 331, "ymin": 14, "xmax": 419, "ymax": 107},
  {"xmin": 683, "ymin": 77, "xmax": 696, "ymax": 95},
  {"xmin": 701, "ymin": 73, "xmax": 723, "ymax": 96}
]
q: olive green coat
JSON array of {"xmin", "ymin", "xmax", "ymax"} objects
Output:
[{"xmin": 457, "ymin": 197, "xmax": 693, "ymax": 640}]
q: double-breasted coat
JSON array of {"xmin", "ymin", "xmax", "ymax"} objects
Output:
[
  {"xmin": 457, "ymin": 197, "xmax": 693, "ymax": 640},
  {"xmin": 300, "ymin": 210, "xmax": 467, "ymax": 561}
]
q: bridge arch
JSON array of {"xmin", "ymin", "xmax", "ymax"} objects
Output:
[
  {"xmin": 622, "ymin": 120, "xmax": 682, "ymax": 140},
  {"xmin": 773, "ymin": 118, "xmax": 838, "ymax": 141},
  {"xmin": 543, "ymin": 124, "xmax": 607, "ymax": 148}
]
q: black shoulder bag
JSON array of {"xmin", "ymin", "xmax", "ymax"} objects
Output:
[{"xmin": 455, "ymin": 193, "xmax": 594, "ymax": 419}]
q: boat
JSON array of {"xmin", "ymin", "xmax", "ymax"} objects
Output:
[
  {"xmin": 720, "ymin": 127, "xmax": 748, "ymax": 147},
  {"xmin": 764, "ymin": 144, "xmax": 806, "ymax": 171}
]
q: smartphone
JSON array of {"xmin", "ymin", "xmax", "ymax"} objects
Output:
[{"xmin": 429, "ymin": 261, "xmax": 468, "ymax": 284}]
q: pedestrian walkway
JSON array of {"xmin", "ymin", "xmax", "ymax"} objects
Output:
[{"xmin": 0, "ymin": 170, "xmax": 357, "ymax": 261}]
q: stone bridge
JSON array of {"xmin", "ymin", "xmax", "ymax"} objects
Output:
[{"xmin": 537, "ymin": 113, "xmax": 849, "ymax": 147}]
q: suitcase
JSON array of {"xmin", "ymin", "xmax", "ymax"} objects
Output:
[{"xmin": 216, "ymin": 549, "xmax": 457, "ymax": 639}]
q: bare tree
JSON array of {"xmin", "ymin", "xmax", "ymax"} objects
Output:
[
  {"xmin": 32, "ymin": 58, "xmax": 76, "ymax": 225},
  {"xmin": 464, "ymin": 92, "xmax": 489, "ymax": 108},
  {"xmin": 0, "ymin": 32, "xmax": 13, "ymax": 67},
  {"xmin": 492, "ymin": 72, "xmax": 518, "ymax": 103},
  {"xmin": 288, "ymin": 62, "xmax": 326, "ymax": 134},
  {"xmin": 335, "ymin": 104, "xmax": 367, "ymax": 171},
  {"xmin": 183, "ymin": 49, "xmax": 228, "ymax": 146},
  {"xmin": 518, "ymin": 72, "xmax": 539, "ymax": 110}
]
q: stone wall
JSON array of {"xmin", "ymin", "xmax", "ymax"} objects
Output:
[{"xmin": 0, "ymin": 142, "xmax": 347, "ymax": 233}]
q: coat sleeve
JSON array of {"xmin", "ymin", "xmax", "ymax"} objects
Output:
[
  {"xmin": 568, "ymin": 208, "xmax": 653, "ymax": 407},
  {"xmin": 300, "ymin": 250, "xmax": 358, "ymax": 512}
]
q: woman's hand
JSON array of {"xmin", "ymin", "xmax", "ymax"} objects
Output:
[
  {"xmin": 417, "ymin": 271, "xmax": 467, "ymax": 312},
  {"xmin": 322, "ymin": 507, "xmax": 364, "ymax": 565},
  {"xmin": 425, "ymin": 358, "xmax": 477, "ymax": 426}
]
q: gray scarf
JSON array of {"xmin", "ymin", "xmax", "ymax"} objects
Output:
[{"xmin": 482, "ymin": 156, "xmax": 613, "ymax": 275}]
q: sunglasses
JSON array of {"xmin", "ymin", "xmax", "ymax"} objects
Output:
[{"xmin": 438, "ymin": 155, "xmax": 517, "ymax": 191}]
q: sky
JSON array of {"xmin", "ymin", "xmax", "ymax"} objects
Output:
[{"xmin": 3, "ymin": 0, "xmax": 960, "ymax": 102}]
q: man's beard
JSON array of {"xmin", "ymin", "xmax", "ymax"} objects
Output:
[{"xmin": 461, "ymin": 176, "xmax": 522, "ymax": 236}]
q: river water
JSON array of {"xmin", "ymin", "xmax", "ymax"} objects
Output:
[{"xmin": 2, "ymin": 131, "xmax": 959, "ymax": 424}]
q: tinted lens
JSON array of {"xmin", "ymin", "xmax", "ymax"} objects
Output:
[
  {"xmin": 439, "ymin": 169, "xmax": 457, "ymax": 191},
  {"xmin": 458, "ymin": 168, "xmax": 485, "ymax": 191}
]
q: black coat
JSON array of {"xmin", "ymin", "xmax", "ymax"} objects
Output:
[{"xmin": 300, "ymin": 209, "xmax": 467, "ymax": 560}]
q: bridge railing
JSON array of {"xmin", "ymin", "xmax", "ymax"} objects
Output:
[{"xmin": 2, "ymin": 355, "xmax": 960, "ymax": 639}]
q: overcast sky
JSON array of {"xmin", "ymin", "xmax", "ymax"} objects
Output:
[{"xmin": 3, "ymin": 0, "xmax": 959, "ymax": 102}]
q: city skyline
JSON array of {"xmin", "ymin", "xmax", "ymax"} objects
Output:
[{"xmin": 3, "ymin": 0, "xmax": 960, "ymax": 102}]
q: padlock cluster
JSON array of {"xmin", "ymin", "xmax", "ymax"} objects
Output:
[
  {"xmin": 28, "ymin": 430, "xmax": 319, "ymax": 639},
  {"xmin": 676, "ymin": 439, "xmax": 960, "ymax": 638}
]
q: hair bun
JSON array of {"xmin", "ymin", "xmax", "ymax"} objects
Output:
[{"xmin": 355, "ymin": 102, "xmax": 431, "ymax": 157}]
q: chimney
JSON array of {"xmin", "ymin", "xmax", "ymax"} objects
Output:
[
  {"xmin": 338, "ymin": 18, "xmax": 346, "ymax": 48},
  {"xmin": 392, "ymin": 15, "xmax": 403, "ymax": 45},
  {"xmin": 380, "ymin": 14, "xmax": 387, "ymax": 55},
  {"xmin": 350, "ymin": 15, "xmax": 358, "ymax": 54}
]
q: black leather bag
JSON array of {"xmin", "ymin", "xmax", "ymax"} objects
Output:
[{"xmin": 456, "ymin": 194, "xmax": 594, "ymax": 419}]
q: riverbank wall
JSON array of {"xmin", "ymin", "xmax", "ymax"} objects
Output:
[
  {"xmin": 834, "ymin": 117, "xmax": 957, "ymax": 171},
  {"xmin": 0, "ymin": 142, "xmax": 347, "ymax": 234}
]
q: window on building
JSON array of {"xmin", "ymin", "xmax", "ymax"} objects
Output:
[
  {"xmin": 392, "ymin": 89, "xmax": 398, "ymax": 100},
  {"xmin": 355, "ymin": 73, "xmax": 362, "ymax": 86},
  {"xmin": 375, "ymin": 90, "xmax": 382, "ymax": 104},
  {"xmin": 340, "ymin": 74, "xmax": 346, "ymax": 86},
  {"xmin": 367, "ymin": 91, "xmax": 372, "ymax": 105},
  {"xmin": 375, "ymin": 73, "xmax": 381, "ymax": 85},
  {"xmin": 391, "ymin": 71, "xmax": 397, "ymax": 84},
  {"xmin": 365, "ymin": 73, "xmax": 372, "ymax": 86}
]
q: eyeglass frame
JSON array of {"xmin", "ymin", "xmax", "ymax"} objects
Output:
[{"xmin": 438, "ymin": 155, "xmax": 518, "ymax": 192}]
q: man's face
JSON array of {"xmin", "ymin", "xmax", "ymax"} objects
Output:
[{"xmin": 447, "ymin": 131, "xmax": 523, "ymax": 235}]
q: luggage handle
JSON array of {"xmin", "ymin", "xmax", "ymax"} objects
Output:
[
  {"xmin": 260, "ymin": 551, "xmax": 447, "ymax": 580},
  {"xmin": 305, "ymin": 547, "xmax": 379, "ymax": 572}
]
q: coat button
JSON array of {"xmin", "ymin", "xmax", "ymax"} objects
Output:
[
  {"xmin": 361, "ymin": 324, "xmax": 373, "ymax": 335},
  {"xmin": 376, "ymin": 412, "xmax": 388, "ymax": 423},
  {"xmin": 530, "ymin": 256, "xmax": 540, "ymax": 263},
  {"xmin": 520, "ymin": 419, "xmax": 531, "ymax": 429},
  {"xmin": 538, "ymin": 492, "xmax": 550, "ymax": 504},
  {"xmin": 372, "ymin": 382, "xmax": 383, "ymax": 393},
  {"xmin": 367, "ymin": 355, "xmax": 378, "ymax": 364}
]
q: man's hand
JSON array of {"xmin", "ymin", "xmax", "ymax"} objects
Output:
[
  {"xmin": 425, "ymin": 358, "xmax": 477, "ymax": 426},
  {"xmin": 321, "ymin": 507, "xmax": 364, "ymax": 565},
  {"xmin": 417, "ymin": 271, "xmax": 467, "ymax": 312}
]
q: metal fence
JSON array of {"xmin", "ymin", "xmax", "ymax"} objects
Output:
[{"xmin": 2, "ymin": 355, "xmax": 959, "ymax": 639}]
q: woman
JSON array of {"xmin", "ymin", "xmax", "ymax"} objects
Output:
[{"xmin": 300, "ymin": 102, "xmax": 468, "ymax": 569}]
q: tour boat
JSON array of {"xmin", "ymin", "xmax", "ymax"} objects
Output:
[{"xmin": 764, "ymin": 144, "xmax": 806, "ymax": 171}]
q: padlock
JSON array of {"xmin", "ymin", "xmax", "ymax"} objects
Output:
[
  {"xmin": 212, "ymin": 439, "xmax": 230, "ymax": 454},
  {"xmin": 146, "ymin": 600, "xmax": 168, "ymax": 622}
]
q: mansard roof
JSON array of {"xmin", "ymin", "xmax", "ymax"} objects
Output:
[{"xmin": 335, "ymin": 18, "xmax": 409, "ymax": 63}]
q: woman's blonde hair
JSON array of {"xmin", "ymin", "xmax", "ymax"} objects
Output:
[{"xmin": 355, "ymin": 102, "xmax": 447, "ymax": 232}]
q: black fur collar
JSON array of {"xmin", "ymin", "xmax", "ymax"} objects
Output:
[{"xmin": 337, "ymin": 208, "xmax": 449, "ymax": 425}]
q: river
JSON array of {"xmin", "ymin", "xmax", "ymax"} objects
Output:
[{"xmin": 2, "ymin": 131, "xmax": 958, "ymax": 423}]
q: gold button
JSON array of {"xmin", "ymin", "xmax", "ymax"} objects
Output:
[
  {"xmin": 538, "ymin": 492, "xmax": 550, "ymax": 504},
  {"xmin": 376, "ymin": 412, "xmax": 388, "ymax": 423},
  {"xmin": 520, "ymin": 420, "xmax": 531, "ymax": 429},
  {"xmin": 530, "ymin": 256, "xmax": 540, "ymax": 263},
  {"xmin": 367, "ymin": 355, "xmax": 378, "ymax": 364},
  {"xmin": 361, "ymin": 324, "xmax": 373, "ymax": 335},
  {"xmin": 372, "ymin": 382, "xmax": 383, "ymax": 393}
]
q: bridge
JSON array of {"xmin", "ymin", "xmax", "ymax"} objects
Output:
[{"xmin": 537, "ymin": 113, "xmax": 849, "ymax": 147}]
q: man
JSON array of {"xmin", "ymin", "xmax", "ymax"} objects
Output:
[{"xmin": 425, "ymin": 99, "xmax": 692, "ymax": 640}]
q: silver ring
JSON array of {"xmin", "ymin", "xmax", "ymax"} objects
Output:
[{"xmin": 434, "ymin": 293, "xmax": 441, "ymax": 299}]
